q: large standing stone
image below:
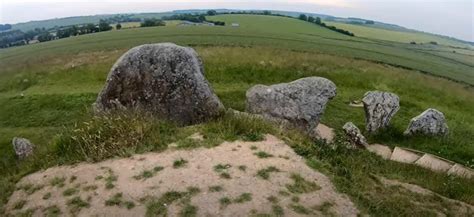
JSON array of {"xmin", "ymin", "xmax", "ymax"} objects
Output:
[
  {"xmin": 362, "ymin": 91, "xmax": 400, "ymax": 133},
  {"xmin": 12, "ymin": 137, "xmax": 35, "ymax": 159},
  {"xmin": 342, "ymin": 122, "xmax": 368, "ymax": 147},
  {"xmin": 246, "ymin": 77, "xmax": 336, "ymax": 133},
  {"xmin": 94, "ymin": 43, "xmax": 224, "ymax": 125},
  {"xmin": 404, "ymin": 108, "xmax": 448, "ymax": 136}
]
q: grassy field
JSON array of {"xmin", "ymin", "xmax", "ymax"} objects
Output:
[
  {"xmin": 0, "ymin": 14, "xmax": 473, "ymax": 215},
  {"xmin": 2, "ymin": 15, "xmax": 473, "ymax": 86},
  {"xmin": 326, "ymin": 21, "xmax": 474, "ymax": 49}
]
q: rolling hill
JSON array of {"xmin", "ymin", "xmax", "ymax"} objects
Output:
[{"xmin": 0, "ymin": 14, "xmax": 473, "ymax": 216}]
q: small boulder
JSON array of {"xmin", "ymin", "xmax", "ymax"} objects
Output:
[
  {"xmin": 362, "ymin": 91, "xmax": 400, "ymax": 133},
  {"xmin": 342, "ymin": 122, "xmax": 368, "ymax": 147},
  {"xmin": 94, "ymin": 43, "xmax": 224, "ymax": 126},
  {"xmin": 246, "ymin": 77, "xmax": 336, "ymax": 134},
  {"xmin": 12, "ymin": 137, "xmax": 35, "ymax": 159},
  {"xmin": 404, "ymin": 108, "xmax": 448, "ymax": 136}
]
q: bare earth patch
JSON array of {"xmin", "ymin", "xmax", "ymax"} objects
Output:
[{"xmin": 5, "ymin": 135, "xmax": 358, "ymax": 216}]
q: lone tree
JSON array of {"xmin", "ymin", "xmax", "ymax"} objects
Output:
[
  {"xmin": 207, "ymin": 10, "xmax": 217, "ymax": 16},
  {"xmin": 308, "ymin": 16, "xmax": 315, "ymax": 23},
  {"xmin": 298, "ymin": 14, "xmax": 308, "ymax": 21},
  {"xmin": 263, "ymin": 10, "xmax": 272, "ymax": 15},
  {"xmin": 116, "ymin": 23, "xmax": 122, "ymax": 30}
]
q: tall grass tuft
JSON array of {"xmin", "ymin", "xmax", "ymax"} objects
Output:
[{"xmin": 54, "ymin": 111, "xmax": 174, "ymax": 162}]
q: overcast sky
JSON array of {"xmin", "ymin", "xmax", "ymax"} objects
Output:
[{"xmin": 1, "ymin": 0, "xmax": 473, "ymax": 41}]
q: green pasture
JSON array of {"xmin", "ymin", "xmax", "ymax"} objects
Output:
[{"xmin": 1, "ymin": 14, "xmax": 473, "ymax": 215}]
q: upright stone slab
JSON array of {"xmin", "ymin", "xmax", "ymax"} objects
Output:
[
  {"xmin": 362, "ymin": 91, "xmax": 400, "ymax": 133},
  {"xmin": 12, "ymin": 137, "xmax": 35, "ymax": 159},
  {"xmin": 342, "ymin": 122, "xmax": 368, "ymax": 147},
  {"xmin": 94, "ymin": 43, "xmax": 224, "ymax": 125},
  {"xmin": 404, "ymin": 108, "xmax": 448, "ymax": 136},
  {"xmin": 246, "ymin": 77, "xmax": 336, "ymax": 134}
]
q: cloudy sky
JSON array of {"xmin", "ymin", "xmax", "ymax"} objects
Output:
[{"xmin": 1, "ymin": 0, "xmax": 473, "ymax": 41}]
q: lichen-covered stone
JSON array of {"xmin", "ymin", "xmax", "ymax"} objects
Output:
[
  {"xmin": 246, "ymin": 77, "xmax": 336, "ymax": 134},
  {"xmin": 362, "ymin": 91, "xmax": 400, "ymax": 133},
  {"xmin": 404, "ymin": 108, "xmax": 448, "ymax": 136},
  {"xmin": 342, "ymin": 122, "xmax": 368, "ymax": 147},
  {"xmin": 94, "ymin": 43, "xmax": 224, "ymax": 125},
  {"xmin": 12, "ymin": 137, "xmax": 35, "ymax": 159}
]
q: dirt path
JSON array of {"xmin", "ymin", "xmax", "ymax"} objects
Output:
[{"xmin": 5, "ymin": 135, "xmax": 358, "ymax": 217}]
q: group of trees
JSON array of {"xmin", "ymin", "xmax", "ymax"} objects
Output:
[
  {"xmin": 0, "ymin": 30, "xmax": 27, "ymax": 48},
  {"xmin": 299, "ymin": 14, "xmax": 354, "ymax": 36},
  {"xmin": 53, "ymin": 20, "xmax": 112, "ymax": 39},
  {"xmin": 140, "ymin": 19, "xmax": 166, "ymax": 27},
  {"xmin": 0, "ymin": 24, "xmax": 12, "ymax": 31},
  {"xmin": 0, "ymin": 20, "xmax": 113, "ymax": 48},
  {"xmin": 103, "ymin": 14, "xmax": 141, "ymax": 24},
  {"xmin": 162, "ymin": 13, "xmax": 225, "ymax": 26}
]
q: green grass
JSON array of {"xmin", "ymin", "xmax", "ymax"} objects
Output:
[
  {"xmin": 49, "ymin": 177, "xmax": 66, "ymax": 188},
  {"xmin": 13, "ymin": 200, "xmax": 27, "ymax": 210},
  {"xmin": 17, "ymin": 183, "xmax": 43, "ymax": 195},
  {"xmin": 325, "ymin": 21, "xmax": 474, "ymax": 49},
  {"xmin": 233, "ymin": 193, "xmax": 252, "ymax": 203},
  {"xmin": 146, "ymin": 188, "xmax": 200, "ymax": 217},
  {"xmin": 133, "ymin": 166, "xmax": 164, "ymax": 180},
  {"xmin": 213, "ymin": 163, "xmax": 232, "ymax": 172},
  {"xmin": 104, "ymin": 192, "xmax": 134, "ymax": 209},
  {"xmin": 62, "ymin": 187, "xmax": 79, "ymax": 196},
  {"xmin": 0, "ymin": 13, "xmax": 473, "ymax": 216},
  {"xmin": 254, "ymin": 151, "xmax": 274, "ymax": 158},
  {"xmin": 43, "ymin": 205, "xmax": 61, "ymax": 217},
  {"xmin": 2, "ymin": 15, "xmax": 473, "ymax": 85},
  {"xmin": 290, "ymin": 204, "xmax": 312, "ymax": 215},
  {"xmin": 173, "ymin": 158, "xmax": 188, "ymax": 168},
  {"xmin": 66, "ymin": 196, "xmax": 90, "ymax": 214},
  {"xmin": 42, "ymin": 192, "xmax": 51, "ymax": 200},
  {"xmin": 286, "ymin": 173, "xmax": 321, "ymax": 194},
  {"xmin": 219, "ymin": 197, "xmax": 231, "ymax": 209},
  {"xmin": 208, "ymin": 185, "xmax": 223, "ymax": 192},
  {"xmin": 256, "ymin": 166, "xmax": 280, "ymax": 180}
]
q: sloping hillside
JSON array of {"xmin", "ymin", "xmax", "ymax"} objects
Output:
[{"xmin": 2, "ymin": 15, "xmax": 473, "ymax": 85}]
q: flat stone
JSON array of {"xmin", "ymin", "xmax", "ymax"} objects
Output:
[
  {"xmin": 447, "ymin": 164, "xmax": 474, "ymax": 179},
  {"xmin": 367, "ymin": 144, "xmax": 393, "ymax": 160},
  {"xmin": 314, "ymin": 124, "xmax": 335, "ymax": 143},
  {"xmin": 414, "ymin": 154, "xmax": 454, "ymax": 173},
  {"xmin": 390, "ymin": 147, "xmax": 422, "ymax": 164}
]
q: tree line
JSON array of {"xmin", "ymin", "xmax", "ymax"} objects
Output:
[
  {"xmin": 161, "ymin": 13, "xmax": 225, "ymax": 26},
  {"xmin": 298, "ymin": 14, "xmax": 355, "ymax": 36},
  {"xmin": 0, "ymin": 20, "xmax": 113, "ymax": 48}
]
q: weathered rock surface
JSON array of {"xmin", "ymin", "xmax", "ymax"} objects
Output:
[
  {"xmin": 246, "ymin": 77, "xmax": 336, "ymax": 133},
  {"xmin": 404, "ymin": 108, "xmax": 448, "ymax": 136},
  {"xmin": 12, "ymin": 137, "xmax": 35, "ymax": 159},
  {"xmin": 342, "ymin": 122, "xmax": 368, "ymax": 147},
  {"xmin": 94, "ymin": 43, "xmax": 224, "ymax": 125},
  {"xmin": 362, "ymin": 91, "xmax": 400, "ymax": 133}
]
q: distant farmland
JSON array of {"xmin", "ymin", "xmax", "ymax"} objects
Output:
[
  {"xmin": 325, "ymin": 21, "xmax": 474, "ymax": 49},
  {"xmin": 2, "ymin": 14, "xmax": 473, "ymax": 85}
]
